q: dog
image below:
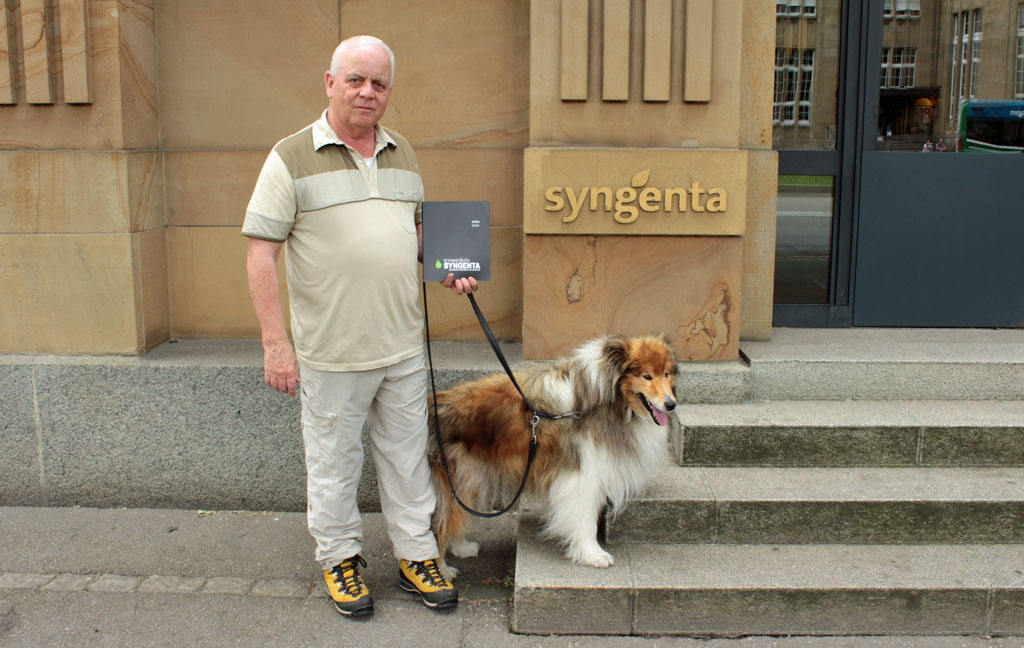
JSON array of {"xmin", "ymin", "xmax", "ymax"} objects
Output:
[{"xmin": 426, "ymin": 334, "xmax": 678, "ymax": 578}]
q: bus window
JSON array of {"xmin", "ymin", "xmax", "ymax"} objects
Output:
[{"xmin": 958, "ymin": 100, "xmax": 1024, "ymax": 152}]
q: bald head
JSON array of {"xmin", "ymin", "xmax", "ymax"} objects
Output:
[{"xmin": 330, "ymin": 36, "xmax": 395, "ymax": 87}]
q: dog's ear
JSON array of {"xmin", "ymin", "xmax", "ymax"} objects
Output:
[
  {"xmin": 658, "ymin": 334, "xmax": 679, "ymax": 370},
  {"xmin": 601, "ymin": 335, "xmax": 630, "ymax": 374}
]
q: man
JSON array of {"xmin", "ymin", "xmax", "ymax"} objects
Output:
[{"xmin": 243, "ymin": 35, "xmax": 477, "ymax": 618}]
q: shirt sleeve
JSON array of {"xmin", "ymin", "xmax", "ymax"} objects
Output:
[{"xmin": 242, "ymin": 150, "xmax": 297, "ymax": 242}]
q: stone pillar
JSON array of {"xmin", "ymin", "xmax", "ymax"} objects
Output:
[
  {"xmin": 523, "ymin": 0, "xmax": 777, "ymax": 360},
  {"xmin": 0, "ymin": 0, "xmax": 165, "ymax": 354}
]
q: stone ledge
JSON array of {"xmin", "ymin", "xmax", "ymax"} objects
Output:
[
  {"xmin": 674, "ymin": 400, "xmax": 1024, "ymax": 466},
  {"xmin": 5, "ymin": 330, "xmax": 1023, "ymax": 510},
  {"xmin": 606, "ymin": 465, "xmax": 1024, "ymax": 544},
  {"xmin": 0, "ymin": 339, "xmax": 746, "ymax": 510}
]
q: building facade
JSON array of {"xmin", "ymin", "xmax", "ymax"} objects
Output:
[{"xmin": 2, "ymin": 0, "xmax": 1021, "ymax": 358}]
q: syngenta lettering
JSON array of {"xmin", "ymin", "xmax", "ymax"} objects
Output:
[
  {"xmin": 441, "ymin": 258, "xmax": 481, "ymax": 272},
  {"xmin": 544, "ymin": 170, "xmax": 727, "ymax": 224}
]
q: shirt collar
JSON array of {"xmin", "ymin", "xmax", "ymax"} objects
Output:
[{"xmin": 312, "ymin": 110, "xmax": 396, "ymax": 153}]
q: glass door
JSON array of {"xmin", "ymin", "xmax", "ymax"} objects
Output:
[{"xmin": 773, "ymin": 0, "xmax": 859, "ymax": 326}]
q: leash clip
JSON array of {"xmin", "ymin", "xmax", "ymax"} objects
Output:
[{"xmin": 530, "ymin": 414, "xmax": 540, "ymax": 442}]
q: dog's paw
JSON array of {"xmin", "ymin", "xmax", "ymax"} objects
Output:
[
  {"xmin": 571, "ymin": 547, "xmax": 615, "ymax": 569},
  {"xmin": 440, "ymin": 563, "xmax": 460, "ymax": 581},
  {"xmin": 450, "ymin": 538, "xmax": 480, "ymax": 558}
]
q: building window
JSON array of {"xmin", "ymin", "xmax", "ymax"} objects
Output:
[
  {"xmin": 773, "ymin": 48, "xmax": 814, "ymax": 127},
  {"xmin": 881, "ymin": 47, "xmax": 916, "ymax": 88},
  {"xmin": 778, "ymin": 0, "xmax": 816, "ymax": 18},
  {"xmin": 970, "ymin": 9, "xmax": 983, "ymax": 98},
  {"xmin": 1016, "ymin": 4, "xmax": 1024, "ymax": 98},
  {"xmin": 884, "ymin": 0, "xmax": 921, "ymax": 20},
  {"xmin": 799, "ymin": 49, "xmax": 814, "ymax": 124},
  {"xmin": 783, "ymin": 49, "xmax": 799, "ymax": 124}
]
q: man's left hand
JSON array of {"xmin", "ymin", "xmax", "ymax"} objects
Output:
[{"xmin": 442, "ymin": 273, "xmax": 478, "ymax": 295}]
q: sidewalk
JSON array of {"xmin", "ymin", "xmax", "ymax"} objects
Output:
[{"xmin": 1, "ymin": 506, "xmax": 1022, "ymax": 647}]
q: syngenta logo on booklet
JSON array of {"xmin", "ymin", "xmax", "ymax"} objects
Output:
[{"xmin": 421, "ymin": 201, "xmax": 491, "ymax": 282}]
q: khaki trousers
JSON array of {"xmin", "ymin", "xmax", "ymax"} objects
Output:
[{"xmin": 299, "ymin": 353, "xmax": 439, "ymax": 569}]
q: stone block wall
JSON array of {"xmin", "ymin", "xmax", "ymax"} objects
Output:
[{"xmin": 1, "ymin": 0, "xmax": 774, "ymax": 357}]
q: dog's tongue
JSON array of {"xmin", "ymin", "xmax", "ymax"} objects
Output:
[{"xmin": 652, "ymin": 407, "xmax": 669, "ymax": 426}]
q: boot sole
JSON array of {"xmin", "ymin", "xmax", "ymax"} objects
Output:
[
  {"xmin": 332, "ymin": 599, "xmax": 374, "ymax": 617},
  {"xmin": 398, "ymin": 579, "xmax": 458, "ymax": 609}
]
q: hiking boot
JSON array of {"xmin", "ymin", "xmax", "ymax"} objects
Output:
[
  {"xmin": 398, "ymin": 558, "xmax": 458, "ymax": 609},
  {"xmin": 324, "ymin": 555, "xmax": 373, "ymax": 617}
]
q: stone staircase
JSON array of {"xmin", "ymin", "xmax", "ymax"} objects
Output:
[{"xmin": 511, "ymin": 328, "xmax": 1024, "ymax": 637}]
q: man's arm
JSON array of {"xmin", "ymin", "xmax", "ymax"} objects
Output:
[
  {"xmin": 246, "ymin": 237, "xmax": 300, "ymax": 397},
  {"xmin": 417, "ymin": 221, "xmax": 478, "ymax": 295}
]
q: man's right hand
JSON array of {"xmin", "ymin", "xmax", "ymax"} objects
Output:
[{"xmin": 263, "ymin": 340, "xmax": 300, "ymax": 397}]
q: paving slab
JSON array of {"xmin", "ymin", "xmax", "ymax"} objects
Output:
[{"xmin": 0, "ymin": 506, "xmax": 516, "ymax": 603}]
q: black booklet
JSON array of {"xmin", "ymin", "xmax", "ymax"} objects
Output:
[{"xmin": 421, "ymin": 201, "xmax": 491, "ymax": 281}]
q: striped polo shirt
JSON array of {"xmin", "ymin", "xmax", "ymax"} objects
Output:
[{"xmin": 243, "ymin": 111, "xmax": 425, "ymax": 372}]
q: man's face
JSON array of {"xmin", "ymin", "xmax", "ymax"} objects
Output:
[{"xmin": 325, "ymin": 45, "xmax": 392, "ymax": 135}]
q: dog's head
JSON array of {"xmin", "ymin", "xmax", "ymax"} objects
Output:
[{"xmin": 605, "ymin": 335, "xmax": 678, "ymax": 426}]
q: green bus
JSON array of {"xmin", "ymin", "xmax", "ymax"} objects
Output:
[{"xmin": 956, "ymin": 100, "xmax": 1024, "ymax": 152}]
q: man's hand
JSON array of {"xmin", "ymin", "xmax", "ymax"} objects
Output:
[
  {"xmin": 263, "ymin": 339, "xmax": 300, "ymax": 397},
  {"xmin": 442, "ymin": 273, "xmax": 478, "ymax": 295}
]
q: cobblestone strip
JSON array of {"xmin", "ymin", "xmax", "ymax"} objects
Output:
[{"xmin": 0, "ymin": 571, "xmax": 322, "ymax": 599}]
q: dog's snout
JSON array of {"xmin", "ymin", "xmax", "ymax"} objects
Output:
[{"xmin": 664, "ymin": 398, "xmax": 676, "ymax": 411}]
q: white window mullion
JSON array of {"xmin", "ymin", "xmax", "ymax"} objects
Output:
[{"xmin": 949, "ymin": 13, "xmax": 960, "ymax": 118}]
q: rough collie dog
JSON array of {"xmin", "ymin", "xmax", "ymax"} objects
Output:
[{"xmin": 427, "ymin": 335, "xmax": 677, "ymax": 578}]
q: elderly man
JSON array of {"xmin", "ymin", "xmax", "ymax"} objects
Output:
[{"xmin": 243, "ymin": 35, "xmax": 476, "ymax": 618}]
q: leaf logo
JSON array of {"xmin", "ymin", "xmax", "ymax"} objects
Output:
[
  {"xmin": 631, "ymin": 169, "xmax": 650, "ymax": 188},
  {"xmin": 435, "ymin": 260, "xmax": 442, "ymax": 269}
]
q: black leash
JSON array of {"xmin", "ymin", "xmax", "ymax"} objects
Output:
[{"xmin": 423, "ymin": 284, "xmax": 579, "ymax": 519}]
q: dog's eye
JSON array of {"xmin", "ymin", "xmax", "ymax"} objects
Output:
[{"xmin": 643, "ymin": 374, "xmax": 653, "ymax": 381}]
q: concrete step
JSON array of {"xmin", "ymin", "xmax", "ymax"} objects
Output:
[
  {"xmin": 674, "ymin": 400, "xmax": 1024, "ymax": 467},
  {"xmin": 740, "ymin": 328, "xmax": 1024, "ymax": 401},
  {"xmin": 512, "ymin": 523, "xmax": 1024, "ymax": 636},
  {"xmin": 604, "ymin": 466, "xmax": 1024, "ymax": 545}
]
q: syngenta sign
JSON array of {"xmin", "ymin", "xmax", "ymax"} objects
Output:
[{"xmin": 544, "ymin": 169, "xmax": 727, "ymax": 224}]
